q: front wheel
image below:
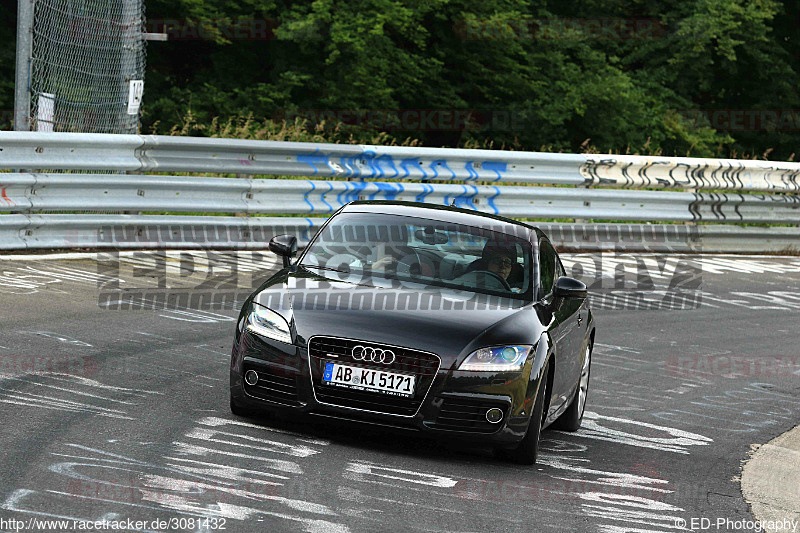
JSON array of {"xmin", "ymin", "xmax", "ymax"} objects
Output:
[
  {"xmin": 503, "ymin": 360, "xmax": 549, "ymax": 465},
  {"xmin": 230, "ymin": 394, "xmax": 259, "ymax": 418},
  {"xmin": 553, "ymin": 342, "xmax": 591, "ymax": 431}
]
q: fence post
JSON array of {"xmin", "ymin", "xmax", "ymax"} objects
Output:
[{"xmin": 14, "ymin": 0, "xmax": 34, "ymax": 132}]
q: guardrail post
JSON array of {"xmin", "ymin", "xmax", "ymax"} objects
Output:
[
  {"xmin": 236, "ymin": 173, "xmax": 250, "ymax": 218},
  {"xmin": 574, "ymin": 176, "xmax": 591, "ymax": 224}
]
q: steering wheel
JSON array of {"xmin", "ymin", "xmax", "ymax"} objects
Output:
[
  {"xmin": 468, "ymin": 270, "xmax": 512, "ymax": 291},
  {"xmin": 374, "ymin": 254, "xmax": 426, "ymax": 278},
  {"xmin": 393, "ymin": 259, "xmax": 414, "ymax": 277}
]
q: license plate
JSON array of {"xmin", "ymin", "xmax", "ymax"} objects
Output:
[{"xmin": 322, "ymin": 362, "xmax": 415, "ymax": 397}]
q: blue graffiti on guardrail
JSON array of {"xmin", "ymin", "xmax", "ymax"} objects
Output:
[
  {"xmin": 320, "ymin": 182, "xmax": 334, "ymax": 212},
  {"xmin": 466, "ymin": 162, "xmax": 479, "ymax": 181},
  {"xmin": 400, "ymin": 158, "xmax": 427, "ymax": 179},
  {"xmin": 300, "ymin": 179, "xmax": 507, "ymax": 215},
  {"xmin": 301, "ymin": 218, "xmax": 315, "ymax": 242},
  {"xmin": 336, "ymin": 181, "xmax": 368, "ymax": 205},
  {"xmin": 302, "ymin": 180, "xmax": 334, "ymax": 213},
  {"xmin": 428, "ymin": 160, "xmax": 456, "ymax": 180},
  {"xmin": 295, "ymin": 150, "xmax": 509, "ymax": 182},
  {"xmin": 416, "ymin": 183, "xmax": 434, "ymax": 203},
  {"xmin": 444, "ymin": 185, "xmax": 478, "ymax": 211},
  {"xmin": 297, "ymin": 152, "xmax": 332, "ymax": 175},
  {"xmin": 373, "ymin": 182, "xmax": 404, "ymax": 201},
  {"xmin": 487, "ymin": 186, "xmax": 501, "ymax": 214},
  {"xmin": 303, "ymin": 180, "xmax": 317, "ymax": 211},
  {"xmin": 482, "ymin": 161, "xmax": 507, "ymax": 181}
]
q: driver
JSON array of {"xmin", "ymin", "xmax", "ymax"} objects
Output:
[
  {"xmin": 478, "ymin": 242, "xmax": 517, "ymax": 281},
  {"xmin": 456, "ymin": 240, "xmax": 524, "ymax": 292},
  {"xmin": 484, "ymin": 246, "xmax": 515, "ymax": 280}
]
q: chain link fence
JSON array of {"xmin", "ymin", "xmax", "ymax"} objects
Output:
[{"xmin": 29, "ymin": 0, "xmax": 146, "ymax": 133}]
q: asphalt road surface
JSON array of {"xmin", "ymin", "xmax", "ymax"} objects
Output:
[{"xmin": 0, "ymin": 251, "xmax": 798, "ymax": 533}]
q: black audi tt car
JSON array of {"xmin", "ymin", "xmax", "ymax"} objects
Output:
[{"xmin": 230, "ymin": 201, "xmax": 594, "ymax": 464}]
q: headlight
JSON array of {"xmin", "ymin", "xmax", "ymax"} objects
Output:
[
  {"xmin": 458, "ymin": 345, "xmax": 533, "ymax": 372},
  {"xmin": 246, "ymin": 304, "xmax": 292, "ymax": 344}
]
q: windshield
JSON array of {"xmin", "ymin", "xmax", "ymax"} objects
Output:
[{"xmin": 299, "ymin": 212, "xmax": 533, "ymax": 300}]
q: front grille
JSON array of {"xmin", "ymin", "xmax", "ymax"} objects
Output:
[
  {"xmin": 243, "ymin": 365, "xmax": 301, "ymax": 406},
  {"xmin": 431, "ymin": 397, "xmax": 507, "ymax": 433},
  {"xmin": 308, "ymin": 336, "xmax": 440, "ymax": 416}
]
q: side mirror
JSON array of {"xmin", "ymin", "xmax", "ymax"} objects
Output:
[
  {"xmin": 554, "ymin": 276, "xmax": 587, "ymax": 299},
  {"xmin": 269, "ymin": 235, "xmax": 298, "ymax": 268}
]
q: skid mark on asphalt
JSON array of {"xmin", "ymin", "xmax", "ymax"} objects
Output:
[
  {"xmin": 575, "ymin": 412, "xmax": 712, "ymax": 455},
  {"xmin": 0, "ymin": 374, "xmax": 158, "ymax": 419},
  {"xmin": 98, "ymin": 295, "xmax": 239, "ymax": 323},
  {"xmin": 0, "ymin": 263, "xmax": 124, "ymax": 295},
  {"xmin": 591, "ymin": 343, "xmax": 800, "ymax": 435},
  {"xmin": 435, "ymin": 417, "xmax": 704, "ymax": 533},
  {"xmin": 559, "ymin": 255, "xmax": 800, "ymax": 311},
  {"xmin": 1, "ymin": 417, "xmax": 348, "ymax": 533},
  {"xmin": 337, "ymin": 459, "xmax": 549, "ymax": 531},
  {"xmin": 159, "ymin": 309, "xmax": 237, "ymax": 323},
  {"xmin": 561, "ymin": 254, "xmax": 800, "ymax": 279},
  {"xmin": 539, "ymin": 424, "xmax": 704, "ymax": 532},
  {"xmin": 344, "ymin": 461, "xmax": 458, "ymax": 487},
  {"xmin": 325, "ymin": 418, "xmax": 705, "ymax": 531},
  {"xmin": 694, "ymin": 289, "xmax": 800, "ymax": 311},
  {"xmin": 26, "ymin": 331, "xmax": 94, "ymax": 347},
  {"xmin": 133, "ymin": 360, "xmax": 222, "ymax": 389},
  {"xmin": 688, "ymin": 256, "xmax": 800, "ymax": 274},
  {"xmin": 651, "ymin": 383, "xmax": 800, "ymax": 434},
  {"xmin": 0, "ymin": 406, "xmax": 713, "ymax": 533},
  {"xmin": 594, "ymin": 342, "xmax": 800, "ymax": 427},
  {"xmin": 592, "ymin": 345, "xmax": 714, "ymax": 402}
]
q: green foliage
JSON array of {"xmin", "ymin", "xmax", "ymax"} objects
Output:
[
  {"xmin": 0, "ymin": 14, "xmax": 16, "ymax": 130},
  {"xmin": 2, "ymin": 0, "xmax": 799, "ymax": 158}
]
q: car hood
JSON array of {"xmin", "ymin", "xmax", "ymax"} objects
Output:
[{"xmin": 253, "ymin": 266, "xmax": 547, "ymax": 367}]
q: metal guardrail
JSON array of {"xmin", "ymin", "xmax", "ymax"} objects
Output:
[
  {"xmin": 0, "ymin": 214, "xmax": 320, "ymax": 250},
  {"xmin": 0, "ymin": 132, "xmax": 798, "ymax": 252},
  {"xmin": 3, "ymin": 132, "xmax": 800, "ymax": 191},
  {"xmin": 1, "ymin": 174, "xmax": 799, "ymax": 224},
  {"xmin": 2, "ymin": 215, "xmax": 797, "ymax": 253},
  {"xmin": 581, "ymin": 155, "xmax": 800, "ymax": 192}
]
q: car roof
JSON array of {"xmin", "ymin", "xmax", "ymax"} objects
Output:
[{"xmin": 340, "ymin": 201, "xmax": 536, "ymax": 239}]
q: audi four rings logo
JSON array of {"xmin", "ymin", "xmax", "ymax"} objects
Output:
[{"xmin": 352, "ymin": 345, "xmax": 396, "ymax": 364}]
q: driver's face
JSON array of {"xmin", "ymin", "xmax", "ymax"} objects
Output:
[{"xmin": 487, "ymin": 255, "xmax": 513, "ymax": 279}]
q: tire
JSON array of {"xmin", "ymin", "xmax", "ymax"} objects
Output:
[
  {"xmin": 231, "ymin": 394, "xmax": 277, "ymax": 420},
  {"xmin": 552, "ymin": 342, "xmax": 591, "ymax": 432},
  {"xmin": 230, "ymin": 394, "xmax": 256, "ymax": 417},
  {"xmin": 504, "ymin": 360, "xmax": 550, "ymax": 465}
]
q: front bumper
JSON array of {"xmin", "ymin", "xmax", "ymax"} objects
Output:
[{"xmin": 230, "ymin": 330, "xmax": 537, "ymax": 445}]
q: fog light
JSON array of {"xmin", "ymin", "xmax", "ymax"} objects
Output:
[
  {"xmin": 244, "ymin": 370, "xmax": 259, "ymax": 386},
  {"xmin": 486, "ymin": 408, "xmax": 503, "ymax": 424}
]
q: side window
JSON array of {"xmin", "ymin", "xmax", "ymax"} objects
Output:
[
  {"xmin": 538, "ymin": 239, "xmax": 557, "ymax": 299},
  {"xmin": 556, "ymin": 255, "xmax": 565, "ymax": 279}
]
